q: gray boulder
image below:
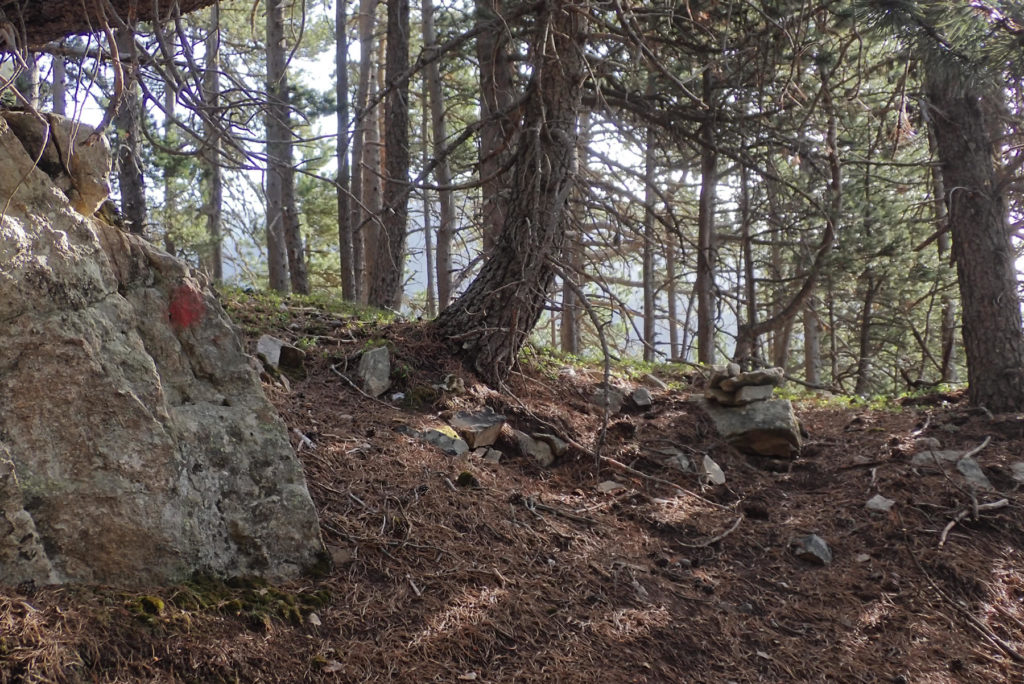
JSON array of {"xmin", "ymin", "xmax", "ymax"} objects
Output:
[
  {"xmin": 631, "ymin": 387, "xmax": 653, "ymax": 408},
  {"xmin": 0, "ymin": 113, "xmax": 323, "ymax": 585},
  {"xmin": 696, "ymin": 397, "xmax": 802, "ymax": 458}
]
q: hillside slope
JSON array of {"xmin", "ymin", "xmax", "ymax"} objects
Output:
[{"xmin": 2, "ymin": 292, "xmax": 1024, "ymax": 683}]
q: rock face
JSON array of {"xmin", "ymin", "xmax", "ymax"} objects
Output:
[{"xmin": 0, "ymin": 114, "xmax": 323, "ymax": 585}]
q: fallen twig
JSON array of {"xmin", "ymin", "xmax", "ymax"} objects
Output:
[
  {"xmin": 675, "ymin": 515, "xmax": 744, "ymax": 548},
  {"xmin": 938, "ymin": 498, "xmax": 1009, "ymax": 548}
]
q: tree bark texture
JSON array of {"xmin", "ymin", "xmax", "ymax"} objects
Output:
[
  {"xmin": 348, "ymin": 0, "xmax": 378, "ymax": 302},
  {"xmin": 51, "ymin": 55, "xmax": 66, "ymax": 115},
  {"xmin": 368, "ymin": 0, "xmax": 411, "ymax": 309},
  {"xmin": 433, "ymin": 0, "xmax": 583, "ymax": 385},
  {"xmin": 201, "ymin": 4, "xmax": 223, "ymax": 282},
  {"xmin": 475, "ymin": 0, "xmax": 517, "ymax": 253},
  {"xmin": 642, "ymin": 118, "xmax": 657, "ymax": 363},
  {"xmin": 925, "ymin": 75, "xmax": 1024, "ymax": 411},
  {"xmin": 695, "ymin": 71, "xmax": 717, "ymax": 365},
  {"xmin": 114, "ymin": 30, "xmax": 148, "ymax": 236},
  {"xmin": 264, "ymin": 0, "xmax": 291, "ymax": 292},
  {"xmin": 336, "ymin": 0, "xmax": 355, "ymax": 299},
  {"xmin": 422, "ymin": 0, "xmax": 455, "ymax": 308}
]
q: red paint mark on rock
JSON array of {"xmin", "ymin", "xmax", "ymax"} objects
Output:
[{"xmin": 169, "ymin": 283, "xmax": 206, "ymax": 329}]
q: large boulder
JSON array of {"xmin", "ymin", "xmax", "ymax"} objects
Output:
[
  {"xmin": 0, "ymin": 113, "xmax": 323, "ymax": 585},
  {"xmin": 696, "ymin": 397, "xmax": 802, "ymax": 458}
]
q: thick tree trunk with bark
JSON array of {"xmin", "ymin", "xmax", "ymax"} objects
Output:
[
  {"xmin": 368, "ymin": 0, "xmax": 411, "ymax": 309},
  {"xmin": 926, "ymin": 75, "xmax": 1024, "ymax": 411},
  {"xmin": 475, "ymin": 0, "xmax": 517, "ymax": 252},
  {"xmin": 433, "ymin": 0, "xmax": 583, "ymax": 384}
]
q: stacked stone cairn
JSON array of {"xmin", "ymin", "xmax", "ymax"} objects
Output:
[{"xmin": 704, "ymin": 363, "xmax": 785, "ymax": 406}]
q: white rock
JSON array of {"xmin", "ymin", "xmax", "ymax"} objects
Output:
[
  {"xmin": 700, "ymin": 455, "xmax": 726, "ymax": 485},
  {"xmin": 865, "ymin": 494, "xmax": 895, "ymax": 513}
]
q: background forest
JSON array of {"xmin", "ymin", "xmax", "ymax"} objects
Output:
[{"xmin": 17, "ymin": 0, "xmax": 1024, "ymax": 402}]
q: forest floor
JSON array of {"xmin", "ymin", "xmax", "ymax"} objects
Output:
[{"xmin": 5, "ymin": 291, "xmax": 1024, "ymax": 683}]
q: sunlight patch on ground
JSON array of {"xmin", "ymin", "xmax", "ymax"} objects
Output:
[
  {"xmin": 587, "ymin": 606, "xmax": 671, "ymax": 639},
  {"xmin": 408, "ymin": 586, "xmax": 508, "ymax": 647}
]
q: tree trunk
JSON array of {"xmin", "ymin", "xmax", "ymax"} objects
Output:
[
  {"xmin": 928, "ymin": 128, "xmax": 958, "ymax": 384},
  {"xmin": 642, "ymin": 119, "xmax": 657, "ymax": 362},
  {"xmin": 336, "ymin": 0, "xmax": 355, "ymax": 298},
  {"xmin": 51, "ymin": 55, "xmax": 66, "ymax": 115},
  {"xmin": 475, "ymin": 0, "xmax": 516, "ymax": 252},
  {"xmin": 163, "ymin": 74, "xmax": 179, "ymax": 256},
  {"xmin": 854, "ymin": 274, "xmax": 878, "ymax": 396},
  {"xmin": 114, "ymin": 30, "xmax": 147, "ymax": 235},
  {"xmin": 695, "ymin": 71, "xmax": 717, "ymax": 365},
  {"xmin": 666, "ymin": 230, "xmax": 680, "ymax": 361},
  {"xmin": 925, "ymin": 73, "xmax": 1024, "ymax": 411},
  {"xmin": 736, "ymin": 164, "xmax": 757, "ymax": 368},
  {"xmin": 422, "ymin": 0, "xmax": 455, "ymax": 308},
  {"xmin": 420, "ymin": 89, "xmax": 437, "ymax": 317},
  {"xmin": 348, "ymin": 0, "xmax": 378, "ymax": 301},
  {"xmin": 433, "ymin": 0, "xmax": 583, "ymax": 384},
  {"xmin": 200, "ymin": 4, "xmax": 223, "ymax": 282},
  {"xmin": 368, "ymin": 0, "xmax": 410, "ymax": 309},
  {"xmin": 803, "ymin": 298, "xmax": 821, "ymax": 386},
  {"xmin": 264, "ymin": 0, "xmax": 308, "ymax": 295},
  {"xmin": 264, "ymin": 0, "xmax": 291, "ymax": 292},
  {"xmin": 361, "ymin": 57, "xmax": 384, "ymax": 299}
]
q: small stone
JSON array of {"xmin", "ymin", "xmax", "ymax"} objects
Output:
[
  {"xmin": 956, "ymin": 456, "xmax": 993, "ymax": 490},
  {"xmin": 329, "ymin": 545, "xmax": 355, "ymax": 565},
  {"xmin": 512, "ymin": 430, "xmax": 555, "ymax": 467},
  {"xmin": 533, "ymin": 433, "xmax": 569, "ymax": 457},
  {"xmin": 666, "ymin": 454, "xmax": 692, "ymax": 472},
  {"xmin": 598, "ymin": 480, "xmax": 627, "ymax": 494},
  {"xmin": 704, "ymin": 386, "xmax": 739, "ymax": 405},
  {"xmin": 734, "ymin": 384, "xmax": 775, "ymax": 404},
  {"xmin": 1010, "ymin": 462, "xmax": 1024, "ymax": 483},
  {"xmin": 910, "ymin": 449, "xmax": 962, "ymax": 466},
  {"xmin": 590, "ymin": 383, "xmax": 626, "ymax": 414},
  {"xmin": 449, "ymin": 408, "xmax": 506, "ymax": 449},
  {"xmin": 256, "ymin": 334, "xmax": 306, "ymax": 370},
  {"xmin": 699, "ymin": 455, "xmax": 726, "ymax": 485},
  {"xmin": 865, "ymin": 494, "xmax": 895, "ymax": 513},
  {"xmin": 793, "ymin": 534, "xmax": 832, "ymax": 565},
  {"xmin": 481, "ymin": 448, "xmax": 502, "ymax": 465},
  {"xmin": 719, "ymin": 367, "xmax": 785, "ymax": 392},
  {"xmin": 913, "ymin": 437, "xmax": 941, "ymax": 450},
  {"xmin": 631, "ymin": 387, "xmax": 653, "ymax": 408},
  {"xmin": 357, "ymin": 346, "xmax": 391, "ymax": 397},
  {"xmin": 855, "ymin": 553, "xmax": 871, "ymax": 564},
  {"xmin": 420, "ymin": 429, "xmax": 470, "ymax": 456}
]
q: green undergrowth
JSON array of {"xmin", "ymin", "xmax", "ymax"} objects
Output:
[
  {"xmin": 518, "ymin": 344, "xmax": 694, "ymax": 388},
  {"xmin": 125, "ymin": 574, "xmax": 330, "ymax": 633},
  {"xmin": 219, "ymin": 286, "xmax": 397, "ymax": 338}
]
